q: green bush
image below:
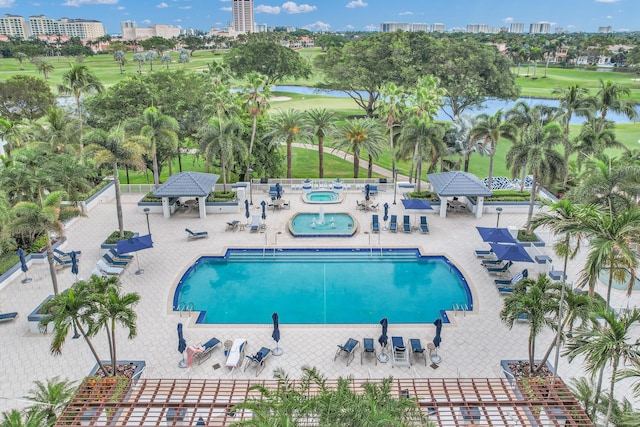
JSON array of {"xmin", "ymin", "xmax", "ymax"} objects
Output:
[
  {"xmin": 406, "ymin": 191, "xmax": 440, "ymax": 202},
  {"xmin": 29, "ymin": 234, "xmax": 48, "ymax": 253},
  {"xmin": 79, "ymin": 180, "xmax": 109, "ymax": 200},
  {"xmin": 486, "ymin": 190, "xmax": 537, "ymax": 202},
  {"xmin": 104, "ymin": 230, "xmax": 135, "ymax": 244},
  {"xmin": 517, "ymin": 230, "xmax": 541, "ymax": 242},
  {"xmin": 140, "ymin": 192, "xmax": 162, "ymax": 202},
  {"xmin": 206, "ymin": 191, "xmax": 237, "ymax": 202},
  {"xmin": 0, "ymin": 252, "xmax": 19, "ymax": 275}
]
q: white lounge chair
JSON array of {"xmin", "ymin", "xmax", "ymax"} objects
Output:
[
  {"xmin": 90, "ymin": 268, "xmax": 108, "ymax": 279},
  {"xmin": 225, "ymin": 338, "xmax": 247, "ymax": 371},
  {"xmin": 97, "ymin": 259, "xmax": 124, "ymax": 275},
  {"xmin": 250, "ymin": 215, "xmax": 261, "ymax": 233}
]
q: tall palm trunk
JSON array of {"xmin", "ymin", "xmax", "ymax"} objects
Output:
[
  {"xmin": 247, "ymin": 115, "xmax": 258, "ymax": 179},
  {"xmin": 318, "ymin": 135, "xmax": 325, "ymax": 178},
  {"xmin": 604, "ymin": 358, "xmax": 619, "ymax": 427},
  {"xmin": 113, "ymin": 162, "xmax": 125, "ymax": 238},
  {"xmin": 45, "ymin": 239, "xmax": 59, "ymax": 295},
  {"xmin": 76, "ymin": 320, "xmax": 109, "ymax": 377},
  {"xmin": 76, "ymin": 95, "xmax": 85, "ymax": 165},
  {"xmin": 286, "ymin": 138, "xmax": 293, "ymax": 179},
  {"xmin": 551, "ymin": 242, "xmax": 570, "ymax": 377},
  {"xmin": 527, "ymin": 174, "xmax": 537, "ymax": 221},
  {"xmin": 367, "ymin": 154, "xmax": 373, "ymax": 178},
  {"xmin": 110, "ymin": 320, "xmax": 118, "ymax": 376},
  {"xmin": 353, "ymin": 152, "xmax": 360, "ymax": 178},
  {"xmin": 152, "ymin": 153, "xmax": 160, "ymax": 189}
]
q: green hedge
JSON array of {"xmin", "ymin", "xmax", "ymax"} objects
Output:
[
  {"xmin": 206, "ymin": 191, "xmax": 237, "ymax": 202},
  {"xmin": 141, "ymin": 192, "xmax": 162, "ymax": 202},
  {"xmin": 79, "ymin": 180, "xmax": 109, "ymax": 200},
  {"xmin": 0, "ymin": 253, "xmax": 19, "ymax": 275},
  {"xmin": 486, "ymin": 190, "xmax": 537, "ymax": 202},
  {"xmin": 104, "ymin": 230, "xmax": 135, "ymax": 244},
  {"xmin": 406, "ymin": 191, "xmax": 440, "ymax": 202}
]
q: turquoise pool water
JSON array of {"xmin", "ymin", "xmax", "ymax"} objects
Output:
[
  {"xmin": 173, "ymin": 249, "xmax": 471, "ymax": 324},
  {"xmin": 303, "ymin": 190, "xmax": 341, "ymax": 203},
  {"xmin": 288, "ymin": 212, "xmax": 357, "ymax": 237},
  {"xmin": 598, "ymin": 268, "xmax": 640, "ymax": 291}
]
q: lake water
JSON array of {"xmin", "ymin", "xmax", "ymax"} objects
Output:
[{"xmin": 273, "ymin": 85, "xmax": 639, "ymax": 125}]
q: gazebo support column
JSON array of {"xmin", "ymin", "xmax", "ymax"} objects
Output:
[
  {"xmin": 475, "ymin": 196, "xmax": 484, "ymax": 218},
  {"xmin": 198, "ymin": 197, "xmax": 206, "ymax": 219},
  {"xmin": 439, "ymin": 197, "xmax": 447, "ymax": 218},
  {"xmin": 162, "ymin": 197, "xmax": 170, "ymax": 219}
]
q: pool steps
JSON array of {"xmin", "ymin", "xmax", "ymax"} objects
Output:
[
  {"xmin": 178, "ymin": 302, "xmax": 194, "ymax": 317},
  {"xmin": 227, "ymin": 251, "xmax": 419, "ymax": 262},
  {"xmin": 452, "ymin": 302, "xmax": 469, "ymax": 316}
]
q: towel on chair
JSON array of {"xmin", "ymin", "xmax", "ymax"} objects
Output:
[
  {"xmin": 186, "ymin": 345, "xmax": 205, "ymax": 368},
  {"xmin": 225, "ymin": 338, "xmax": 246, "ymax": 368}
]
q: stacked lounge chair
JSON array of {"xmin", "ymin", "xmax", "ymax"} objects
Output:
[{"xmin": 185, "ymin": 228, "xmax": 208, "ymax": 240}]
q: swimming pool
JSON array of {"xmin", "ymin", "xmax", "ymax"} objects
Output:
[
  {"xmin": 598, "ymin": 268, "xmax": 640, "ymax": 291},
  {"xmin": 288, "ymin": 212, "xmax": 358, "ymax": 237},
  {"xmin": 173, "ymin": 248, "xmax": 471, "ymax": 324},
  {"xmin": 302, "ymin": 190, "xmax": 342, "ymax": 204}
]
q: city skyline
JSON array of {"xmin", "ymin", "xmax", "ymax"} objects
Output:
[{"xmin": 0, "ymin": 0, "xmax": 638, "ymax": 34}]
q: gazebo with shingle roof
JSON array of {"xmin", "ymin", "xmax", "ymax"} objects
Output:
[
  {"xmin": 426, "ymin": 171, "xmax": 493, "ymax": 219},
  {"xmin": 152, "ymin": 172, "xmax": 220, "ymax": 219}
]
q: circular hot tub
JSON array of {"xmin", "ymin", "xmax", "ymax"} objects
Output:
[
  {"xmin": 288, "ymin": 212, "xmax": 357, "ymax": 237},
  {"xmin": 302, "ymin": 190, "xmax": 343, "ymax": 204}
]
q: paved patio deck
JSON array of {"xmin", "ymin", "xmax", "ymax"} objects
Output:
[{"xmin": 1, "ymin": 188, "xmax": 638, "ymax": 413}]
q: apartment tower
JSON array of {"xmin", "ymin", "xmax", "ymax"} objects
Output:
[{"xmin": 232, "ymin": 0, "xmax": 254, "ymax": 34}]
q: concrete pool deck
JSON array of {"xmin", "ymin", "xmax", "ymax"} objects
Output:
[{"xmin": 1, "ymin": 188, "xmax": 639, "ymax": 412}]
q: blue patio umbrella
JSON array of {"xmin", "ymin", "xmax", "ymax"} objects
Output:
[
  {"xmin": 272, "ymin": 312, "xmax": 283, "ymax": 356},
  {"xmin": 275, "ymin": 182, "xmax": 282, "ymax": 200},
  {"xmin": 261, "ymin": 200, "xmax": 267, "ymax": 221},
  {"xmin": 489, "ymin": 242, "xmax": 534, "ymax": 263},
  {"xmin": 401, "ymin": 198, "xmax": 433, "ymax": 225},
  {"xmin": 117, "ymin": 234, "xmax": 154, "ymax": 275},
  {"xmin": 17, "ymin": 248, "xmax": 31, "ymax": 284},
  {"xmin": 378, "ymin": 317, "xmax": 389, "ymax": 363},
  {"xmin": 476, "ymin": 227, "xmax": 517, "ymax": 244},
  {"xmin": 196, "ymin": 417, "xmax": 205, "ymax": 426},
  {"xmin": 177, "ymin": 323, "xmax": 187, "ymax": 368},
  {"xmin": 365, "ymin": 184, "xmax": 370, "ymax": 201},
  {"xmin": 244, "ymin": 199, "xmax": 250, "ymax": 223},
  {"xmin": 70, "ymin": 251, "xmax": 79, "ymax": 278},
  {"xmin": 432, "ymin": 318, "xmax": 443, "ymax": 364},
  {"xmin": 383, "ymin": 203, "xmax": 389, "ymax": 230}
]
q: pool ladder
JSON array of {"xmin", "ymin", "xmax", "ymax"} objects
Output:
[
  {"xmin": 178, "ymin": 302, "xmax": 194, "ymax": 317},
  {"xmin": 452, "ymin": 302, "xmax": 469, "ymax": 316}
]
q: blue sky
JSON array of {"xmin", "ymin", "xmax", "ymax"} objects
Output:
[{"xmin": 2, "ymin": 0, "xmax": 638, "ymax": 34}]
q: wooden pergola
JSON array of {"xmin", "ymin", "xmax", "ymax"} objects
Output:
[{"xmin": 56, "ymin": 376, "xmax": 593, "ymax": 426}]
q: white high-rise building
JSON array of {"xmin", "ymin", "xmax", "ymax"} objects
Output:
[
  {"xmin": 0, "ymin": 14, "xmax": 28, "ymax": 39},
  {"xmin": 529, "ymin": 22, "xmax": 551, "ymax": 34},
  {"xmin": 232, "ymin": 0, "xmax": 254, "ymax": 34},
  {"xmin": 510, "ymin": 23, "xmax": 524, "ymax": 34}
]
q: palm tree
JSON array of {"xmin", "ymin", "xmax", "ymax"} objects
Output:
[
  {"xmin": 444, "ymin": 114, "xmax": 480, "ymax": 172},
  {"xmin": 133, "ymin": 52, "xmax": 145, "ymax": 74},
  {"xmin": 577, "ymin": 205, "xmax": 640, "ymax": 304},
  {"xmin": 24, "ymin": 377, "xmax": 76, "ymax": 425},
  {"xmin": 8, "ymin": 191, "xmax": 83, "ymax": 295},
  {"xmin": 198, "ymin": 117, "xmax": 244, "ymax": 192},
  {"xmin": 126, "ymin": 106, "xmax": 179, "ymax": 188},
  {"xmin": 113, "ymin": 50, "xmax": 126, "ymax": 73},
  {"xmin": 0, "ymin": 118, "xmax": 26, "ymax": 160},
  {"xmin": 36, "ymin": 61, "xmax": 54, "ymax": 81},
  {"xmin": 0, "ymin": 409, "xmax": 45, "ymax": 427},
  {"xmin": 564, "ymin": 307, "xmax": 640, "ymax": 427},
  {"xmin": 304, "ymin": 108, "xmax": 337, "ymax": 179},
  {"xmin": 470, "ymin": 110, "xmax": 517, "ymax": 190},
  {"xmin": 88, "ymin": 275, "xmax": 140, "ymax": 376},
  {"xmin": 333, "ymin": 118, "xmax": 385, "ymax": 179},
  {"xmin": 500, "ymin": 274, "xmax": 561, "ymax": 376},
  {"xmin": 33, "ymin": 107, "xmax": 80, "ymax": 155},
  {"xmin": 241, "ymin": 72, "xmax": 270, "ymax": 180},
  {"xmin": 552, "ymin": 84, "xmax": 594, "ymax": 185},
  {"xmin": 378, "ymin": 83, "xmax": 407, "ymax": 179},
  {"xmin": 39, "ymin": 281, "xmax": 109, "ymax": 376},
  {"xmin": 145, "ymin": 51, "xmax": 157, "ymax": 71},
  {"xmin": 398, "ymin": 120, "xmax": 446, "ymax": 192},
  {"xmin": 161, "ymin": 53, "xmax": 171, "ymax": 69},
  {"xmin": 527, "ymin": 199, "xmax": 588, "ymax": 377},
  {"xmin": 506, "ymin": 120, "xmax": 565, "ymax": 220},
  {"xmin": 264, "ymin": 109, "xmax": 308, "ymax": 179},
  {"xmin": 595, "ymin": 79, "xmax": 638, "ymax": 132},
  {"xmin": 84, "ymin": 125, "xmax": 146, "ymax": 238},
  {"xmin": 57, "ymin": 63, "xmax": 104, "ymax": 160},
  {"xmin": 573, "ymin": 117, "xmax": 625, "ymax": 168}
]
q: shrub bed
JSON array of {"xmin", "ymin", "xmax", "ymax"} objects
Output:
[
  {"xmin": 104, "ymin": 230, "xmax": 135, "ymax": 244},
  {"xmin": 206, "ymin": 191, "xmax": 237, "ymax": 202},
  {"xmin": 406, "ymin": 191, "xmax": 440, "ymax": 202},
  {"xmin": 486, "ymin": 190, "xmax": 538, "ymax": 202}
]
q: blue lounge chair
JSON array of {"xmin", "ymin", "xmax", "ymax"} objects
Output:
[
  {"xmin": 419, "ymin": 216, "xmax": 430, "ymax": 234},
  {"xmin": 410, "ymin": 338, "xmax": 427, "ymax": 366},
  {"xmin": 481, "ymin": 258, "xmax": 503, "ymax": 266},
  {"xmin": 487, "ymin": 260, "xmax": 513, "ymax": 275},
  {"xmin": 494, "ymin": 269, "xmax": 528, "ymax": 286},
  {"xmin": 369, "ymin": 185, "xmax": 378, "ymax": 196},
  {"xmin": 97, "ymin": 259, "xmax": 124, "ymax": 276},
  {"xmin": 372, "ymin": 215, "xmax": 379, "ymax": 233},
  {"xmin": 0, "ymin": 312, "xmax": 18, "ymax": 322},
  {"xmin": 244, "ymin": 347, "xmax": 272, "ymax": 376},
  {"xmin": 250, "ymin": 214, "xmax": 260, "ymax": 233},
  {"xmin": 391, "ymin": 336, "xmax": 410, "ymax": 367},
  {"xmin": 498, "ymin": 286, "xmax": 514, "ymax": 295},
  {"xmin": 389, "ymin": 215, "xmax": 398, "ymax": 233},
  {"xmin": 474, "ymin": 249, "xmax": 493, "ymax": 258},
  {"xmin": 102, "ymin": 253, "xmax": 129, "ymax": 267},
  {"xmin": 516, "ymin": 313, "xmax": 529, "ymax": 323},
  {"xmin": 403, "ymin": 215, "xmax": 411, "ymax": 233},
  {"xmin": 109, "ymin": 247, "xmax": 133, "ymax": 260},
  {"xmin": 53, "ymin": 255, "xmax": 72, "ymax": 269},
  {"xmin": 193, "ymin": 337, "xmax": 221, "ymax": 365},
  {"xmin": 334, "ymin": 337, "xmax": 359, "ymax": 366},
  {"xmin": 54, "ymin": 248, "xmax": 81, "ymax": 260},
  {"xmin": 185, "ymin": 228, "xmax": 208, "ymax": 240},
  {"xmin": 361, "ymin": 338, "xmax": 377, "ymax": 365}
]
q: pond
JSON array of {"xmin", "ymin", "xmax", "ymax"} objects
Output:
[{"xmin": 272, "ymin": 85, "xmax": 640, "ymax": 125}]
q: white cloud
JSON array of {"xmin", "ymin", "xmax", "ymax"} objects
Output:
[
  {"xmin": 398, "ymin": 11, "xmax": 413, "ymax": 16},
  {"xmin": 595, "ymin": 0, "xmax": 620, "ymax": 3},
  {"xmin": 116, "ymin": 5, "xmax": 124, "ymax": 9},
  {"xmin": 179, "ymin": 5, "xmax": 191, "ymax": 9},
  {"xmin": 63, "ymin": 0, "xmax": 117, "ymax": 5},
  {"xmin": 255, "ymin": 5, "xmax": 280, "ymax": 14},
  {"xmin": 303, "ymin": 20, "xmax": 330, "ymax": 31},
  {"xmin": 503, "ymin": 17, "xmax": 513, "ymax": 23},
  {"xmin": 0, "ymin": 0, "xmax": 14, "ymax": 6},
  {"xmin": 606, "ymin": 15, "xmax": 612, "ymax": 19},
  {"xmin": 345, "ymin": 24, "xmax": 354, "ymax": 30},
  {"xmin": 157, "ymin": 2, "xmax": 169, "ymax": 7},
  {"xmin": 282, "ymin": 2, "xmax": 316, "ymax": 14},
  {"xmin": 364, "ymin": 24, "xmax": 376, "ymax": 31},
  {"xmin": 346, "ymin": 0, "xmax": 367, "ymax": 8},
  {"xmin": 175, "ymin": 18, "xmax": 181, "ymax": 22},
  {"xmin": 220, "ymin": 6, "xmax": 231, "ymax": 11},
  {"xmin": 141, "ymin": 19, "xmax": 152, "ymax": 25}
]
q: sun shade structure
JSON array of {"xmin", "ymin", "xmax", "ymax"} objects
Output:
[
  {"xmin": 426, "ymin": 171, "xmax": 493, "ymax": 219},
  {"xmin": 476, "ymin": 227, "xmax": 517, "ymax": 244},
  {"xmin": 490, "ymin": 242, "xmax": 534, "ymax": 263},
  {"xmin": 152, "ymin": 172, "xmax": 220, "ymax": 219},
  {"xmin": 56, "ymin": 377, "xmax": 593, "ymax": 426}
]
